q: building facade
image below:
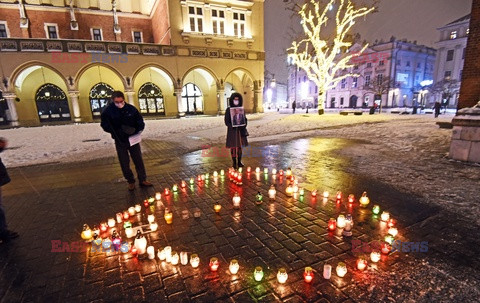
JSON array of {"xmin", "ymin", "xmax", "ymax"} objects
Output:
[
  {"xmin": 287, "ymin": 39, "xmax": 436, "ymax": 110},
  {"xmin": 433, "ymin": 14, "xmax": 470, "ymax": 109},
  {"xmin": 0, "ymin": 0, "xmax": 265, "ymax": 126}
]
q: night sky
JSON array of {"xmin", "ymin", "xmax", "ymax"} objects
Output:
[{"xmin": 265, "ymin": 0, "xmax": 473, "ymax": 83}]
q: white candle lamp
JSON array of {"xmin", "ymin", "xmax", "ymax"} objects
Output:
[
  {"xmin": 277, "ymin": 268, "xmax": 288, "ymax": 284},
  {"xmin": 336, "ymin": 262, "xmax": 347, "ymax": 277}
]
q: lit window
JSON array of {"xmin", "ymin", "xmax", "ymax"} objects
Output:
[
  {"xmin": 182, "ymin": 83, "xmax": 203, "ymax": 114},
  {"xmin": 92, "ymin": 28, "xmax": 102, "ymax": 41},
  {"xmin": 466, "ymin": 28, "xmax": 469, "ymax": 35},
  {"xmin": 188, "ymin": 5, "xmax": 204, "ymax": 33},
  {"xmin": 233, "ymin": 11, "xmax": 246, "ymax": 37},
  {"xmin": 138, "ymin": 83, "xmax": 165, "ymax": 115},
  {"xmin": 211, "ymin": 9, "xmax": 225, "ymax": 35},
  {"xmin": 450, "ymin": 31, "xmax": 457, "ymax": 39},
  {"xmin": 89, "ymin": 83, "xmax": 114, "ymax": 117}
]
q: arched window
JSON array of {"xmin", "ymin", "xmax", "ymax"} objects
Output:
[
  {"xmin": 181, "ymin": 83, "xmax": 203, "ymax": 114},
  {"xmin": 89, "ymin": 82, "xmax": 114, "ymax": 118},
  {"xmin": 35, "ymin": 83, "xmax": 70, "ymax": 122},
  {"xmin": 138, "ymin": 82, "xmax": 165, "ymax": 115}
]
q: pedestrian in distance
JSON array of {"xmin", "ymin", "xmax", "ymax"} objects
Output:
[
  {"xmin": 101, "ymin": 91, "xmax": 153, "ymax": 191},
  {"xmin": 292, "ymin": 101, "xmax": 296, "ymax": 114},
  {"xmin": 0, "ymin": 138, "xmax": 19, "ymax": 243},
  {"xmin": 225, "ymin": 92, "xmax": 249, "ymax": 169},
  {"xmin": 434, "ymin": 101, "xmax": 441, "ymax": 118}
]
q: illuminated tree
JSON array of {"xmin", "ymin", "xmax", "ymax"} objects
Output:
[{"xmin": 287, "ymin": 0, "xmax": 375, "ymax": 114}]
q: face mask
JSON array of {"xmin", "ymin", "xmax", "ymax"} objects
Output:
[
  {"xmin": 233, "ymin": 100, "xmax": 240, "ymax": 106},
  {"xmin": 115, "ymin": 101, "xmax": 125, "ymax": 109}
]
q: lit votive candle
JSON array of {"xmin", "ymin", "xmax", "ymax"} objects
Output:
[
  {"xmin": 304, "ymin": 266, "xmax": 314, "ymax": 283},
  {"xmin": 209, "ymin": 257, "xmax": 219, "ymax": 272},
  {"xmin": 229, "ymin": 259, "xmax": 239, "ymax": 274},
  {"xmin": 171, "ymin": 251, "xmax": 179, "ymax": 265},
  {"xmin": 336, "ymin": 262, "xmax": 347, "ymax": 277},
  {"xmin": 164, "ymin": 246, "xmax": 172, "ymax": 263},
  {"xmin": 148, "ymin": 214, "xmax": 155, "ymax": 224},
  {"xmin": 155, "ymin": 192, "xmax": 161, "ymax": 200},
  {"xmin": 381, "ymin": 211, "xmax": 390, "ymax": 222},
  {"xmin": 150, "ymin": 222, "xmax": 158, "ymax": 231},
  {"xmin": 157, "ymin": 248, "xmax": 166, "ymax": 261},
  {"xmin": 214, "ymin": 203, "xmax": 222, "ymax": 213},
  {"xmin": 190, "ymin": 254, "xmax": 200, "ymax": 268},
  {"xmin": 108, "ymin": 218, "xmax": 116, "ymax": 228},
  {"xmin": 357, "ymin": 257, "xmax": 368, "ymax": 271},
  {"xmin": 388, "ymin": 227, "xmax": 398, "ymax": 237},
  {"xmin": 254, "ymin": 266, "xmax": 264, "ymax": 282},
  {"xmin": 323, "ymin": 191, "xmax": 329, "ymax": 198},
  {"xmin": 147, "ymin": 246, "xmax": 155, "ymax": 259},
  {"xmin": 277, "ymin": 268, "xmax": 288, "ymax": 284},
  {"xmin": 370, "ymin": 251, "xmax": 381, "ymax": 263},
  {"xmin": 164, "ymin": 212, "xmax": 173, "ymax": 224},
  {"xmin": 372, "ymin": 205, "xmax": 380, "ymax": 215},
  {"xmin": 128, "ymin": 207, "xmax": 135, "ymax": 216},
  {"xmin": 125, "ymin": 227, "xmax": 135, "ymax": 238},
  {"xmin": 116, "ymin": 213, "xmax": 123, "ymax": 223},
  {"xmin": 180, "ymin": 252, "xmax": 188, "ymax": 265},
  {"xmin": 134, "ymin": 204, "xmax": 142, "ymax": 213},
  {"xmin": 337, "ymin": 215, "xmax": 346, "ymax": 228}
]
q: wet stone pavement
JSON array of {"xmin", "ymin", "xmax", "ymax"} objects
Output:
[{"xmin": 1, "ymin": 138, "xmax": 479, "ymax": 303}]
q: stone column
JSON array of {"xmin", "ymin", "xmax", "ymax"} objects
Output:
[
  {"xmin": 3, "ymin": 93, "xmax": 19, "ymax": 126},
  {"xmin": 217, "ymin": 89, "xmax": 225, "ymax": 115},
  {"xmin": 253, "ymin": 80, "xmax": 263, "ymax": 113},
  {"xmin": 175, "ymin": 88, "xmax": 184, "ymax": 117},
  {"xmin": 68, "ymin": 91, "xmax": 81, "ymax": 122},
  {"xmin": 125, "ymin": 91, "xmax": 136, "ymax": 107}
]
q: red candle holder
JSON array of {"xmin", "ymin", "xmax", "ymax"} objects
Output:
[
  {"xmin": 381, "ymin": 243, "xmax": 391, "ymax": 254},
  {"xmin": 237, "ymin": 174, "xmax": 243, "ymax": 185},
  {"xmin": 304, "ymin": 267, "xmax": 314, "ymax": 283},
  {"xmin": 348, "ymin": 194, "xmax": 355, "ymax": 203},
  {"xmin": 143, "ymin": 199, "xmax": 149, "ymax": 207},
  {"xmin": 131, "ymin": 246, "xmax": 138, "ymax": 256},
  {"xmin": 336, "ymin": 191, "xmax": 342, "ymax": 200},
  {"xmin": 100, "ymin": 223, "xmax": 108, "ymax": 232},
  {"xmin": 356, "ymin": 257, "xmax": 368, "ymax": 271},
  {"xmin": 181, "ymin": 180, "xmax": 187, "ymax": 188},
  {"xmin": 209, "ymin": 257, "xmax": 219, "ymax": 272},
  {"xmin": 387, "ymin": 218, "xmax": 396, "ymax": 228},
  {"xmin": 164, "ymin": 188, "xmax": 170, "ymax": 195},
  {"xmin": 328, "ymin": 218, "xmax": 336, "ymax": 231},
  {"xmin": 246, "ymin": 167, "xmax": 252, "ymax": 173}
]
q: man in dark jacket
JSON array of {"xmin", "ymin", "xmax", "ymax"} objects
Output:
[
  {"xmin": 0, "ymin": 138, "xmax": 19, "ymax": 243},
  {"xmin": 101, "ymin": 91, "xmax": 153, "ymax": 191}
]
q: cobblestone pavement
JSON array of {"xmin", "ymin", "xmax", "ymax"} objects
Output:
[{"xmin": 1, "ymin": 137, "xmax": 479, "ymax": 303}]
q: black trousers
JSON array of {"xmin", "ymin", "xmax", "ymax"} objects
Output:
[{"xmin": 115, "ymin": 142, "xmax": 146, "ymax": 184}]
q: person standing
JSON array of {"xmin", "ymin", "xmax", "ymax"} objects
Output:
[
  {"xmin": 0, "ymin": 138, "xmax": 19, "ymax": 243},
  {"xmin": 434, "ymin": 101, "xmax": 441, "ymax": 118},
  {"xmin": 225, "ymin": 93, "xmax": 248, "ymax": 169},
  {"xmin": 101, "ymin": 91, "xmax": 153, "ymax": 191},
  {"xmin": 292, "ymin": 101, "xmax": 296, "ymax": 114}
]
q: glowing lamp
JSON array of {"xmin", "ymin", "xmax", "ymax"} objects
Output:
[
  {"xmin": 381, "ymin": 211, "xmax": 390, "ymax": 222},
  {"xmin": 116, "ymin": 213, "xmax": 123, "ymax": 223},
  {"xmin": 164, "ymin": 188, "xmax": 170, "ymax": 196},
  {"xmin": 237, "ymin": 168, "xmax": 242, "ymax": 173},
  {"xmin": 272, "ymin": 168, "xmax": 277, "ymax": 175},
  {"xmin": 147, "ymin": 246, "xmax": 155, "ymax": 259},
  {"xmin": 359, "ymin": 192, "xmax": 370, "ymax": 207},
  {"xmin": 190, "ymin": 254, "xmax": 200, "ymax": 268},
  {"xmin": 348, "ymin": 194, "xmax": 355, "ymax": 203},
  {"xmin": 197, "ymin": 175, "xmax": 202, "ymax": 182},
  {"xmin": 134, "ymin": 204, "xmax": 142, "ymax": 213},
  {"xmin": 155, "ymin": 192, "xmax": 161, "ymax": 201},
  {"xmin": 254, "ymin": 266, "xmax": 264, "ymax": 282},
  {"xmin": 131, "ymin": 246, "xmax": 138, "ymax": 256},
  {"xmin": 357, "ymin": 257, "xmax": 368, "ymax": 271},
  {"xmin": 381, "ymin": 243, "xmax": 391, "ymax": 254},
  {"xmin": 384, "ymin": 235, "xmax": 394, "ymax": 245},
  {"xmin": 213, "ymin": 171, "xmax": 218, "ymax": 178},
  {"xmin": 388, "ymin": 227, "xmax": 398, "ymax": 237},
  {"xmin": 220, "ymin": 169, "xmax": 225, "ymax": 176},
  {"xmin": 108, "ymin": 218, "xmax": 116, "ymax": 228},
  {"xmin": 229, "ymin": 259, "xmax": 239, "ymax": 274},
  {"xmin": 143, "ymin": 200, "xmax": 149, "ymax": 207},
  {"xmin": 180, "ymin": 252, "xmax": 188, "ymax": 265},
  {"xmin": 255, "ymin": 192, "xmax": 263, "ymax": 205},
  {"xmin": 164, "ymin": 212, "xmax": 173, "ymax": 224},
  {"xmin": 125, "ymin": 227, "xmax": 135, "ymax": 238},
  {"xmin": 263, "ymin": 168, "xmax": 269, "ymax": 174},
  {"xmin": 304, "ymin": 267, "xmax": 314, "ymax": 283},
  {"xmin": 157, "ymin": 248, "xmax": 166, "ymax": 260},
  {"xmin": 209, "ymin": 257, "xmax": 219, "ymax": 271},
  {"xmin": 279, "ymin": 169, "xmax": 284, "ymax": 176},
  {"xmin": 236, "ymin": 174, "xmax": 243, "ymax": 185},
  {"xmin": 255, "ymin": 167, "xmax": 260, "ymax": 173},
  {"xmin": 123, "ymin": 220, "xmax": 133, "ymax": 229},
  {"xmin": 323, "ymin": 191, "xmax": 329, "ymax": 198},
  {"xmin": 323, "ymin": 264, "xmax": 332, "ymax": 279},
  {"xmin": 148, "ymin": 197, "xmax": 155, "ymax": 204},
  {"xmin": 336, "ymin": 191, "xmax": 342, "ymax": 201},
  {"xmin": 122, "ymin": 211, "xmax": 129, "ymax": 220},
  {"xmin": 277, "ymin": 268, "xmax": 288, "ymax": 284},
  {"xmin": 286, "ymin": 185, "xmax": 294, "ymax": 197},
  {"xmin": 232, "ymin": 192, "xmax": 241, "ymax": 208},
  {"xmin": 286, "ymin": 167, "xmax": 292, "ymax": 177},
  {"xmin": 246, "ymin": 167, "xmax": 251, "ymax": 173},
  {"xmin": 128, "ymin": 207, "xmax": 135, "ymax": 216},
  {"xmin": 299, "ymin": 188, "xmax": 305, "ymax": 196},
  {"xmin": 328, "ymin": 218, "xmax": 337, "ymax": 231},
  {"xmin": 372, "ymin": 205, "xmax": 380, "ymax": 215},
  {"xmin": 214, "ymin": 203, "xmax": 222, "ymax": 213},
  {"xmin": 150, "ymin": 222, "xmax": 158, "ymax": 231},
  {"xmin": 268, "ymin": 185, "xmax": 276, "ymax": 199},
  {"xmin": 336, "ymin": 262, "xmax": 347, "ymax": 277},
  {"xmin": 189, "ymin": 178, "xmax": 194, "ymax": 185},
  {"xmin": 370, "ymin": 251, "xmax": 381, "ymax": 263},
  {"xmin": 148, "ymin": 214, "xmax": 155, "ymax": 224},
  {"xmin": 337, "ymin": 215, "xmax": 346, "ymax": 228},
  {"xmin": 100, "ymin": 222, "xmax": 108, "ymax": 232},
  {"xmin": 181, "ymin": 180, "xmax": 187, "ymax": 188},
  {"xmin": 134, "ymin": 230, "xmax": 147, "ymax": 255},
  {"xmin": 171, "ymin": 251, "xmax": 179, "ymax": 265},
  {"xmin": 81, "ymin": 224, "xmax": 92, "ymax": 241}
]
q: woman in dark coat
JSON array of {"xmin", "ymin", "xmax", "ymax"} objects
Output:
[{"xmin": 225, "ymin": 92, "xmax": 248, "ymax": 169}]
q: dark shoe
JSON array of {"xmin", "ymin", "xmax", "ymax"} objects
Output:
[
  {"xmin": 139, "ymin": 181, "xmax": 153, "ymax": 187},
  {"xmin": 128, "ymin": 183, "xmax": 136, "ymax": 191},
  {"xmin": 232, "ymin": 157, "xmax": 238, "ymax": 169},
  {"xmin": 237, "ymin": 157, "xmax": 244, "ymax": 168}
]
